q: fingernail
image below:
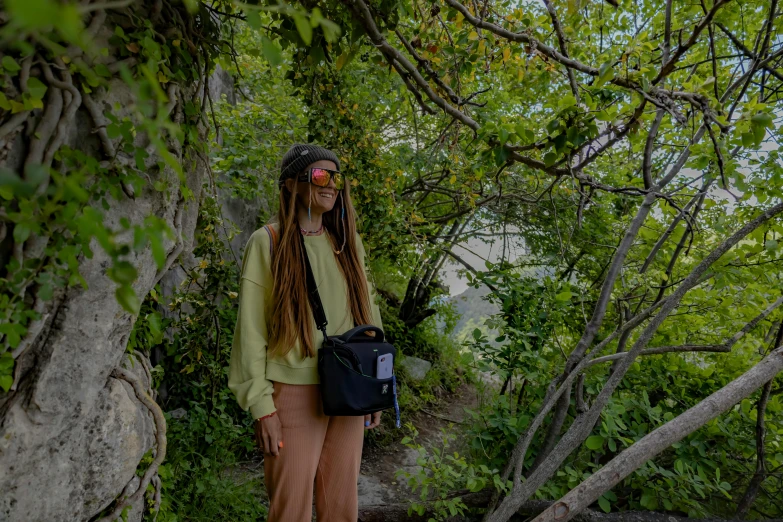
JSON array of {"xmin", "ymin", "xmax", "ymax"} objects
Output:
[
  {"xmin": 278, "ymin": 441, "xmax": 284, "ymax": 448},
  {"xmin": 365, "ymin": 421, "xmax": 370, "ymax": 427}
]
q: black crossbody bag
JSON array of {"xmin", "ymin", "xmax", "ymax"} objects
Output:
[{"xmin": 300, "ymin": 234, "xmax": 400, "ymax": 425}]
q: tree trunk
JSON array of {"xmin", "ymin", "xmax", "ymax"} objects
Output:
[{"xmin": 0, "ymin": 3, "xmax": 207, "ymax": 520}]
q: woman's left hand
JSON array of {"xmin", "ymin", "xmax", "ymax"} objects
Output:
[{"xmin": 364, "ymin": 412, "xmax": 381, "ymax": 429}]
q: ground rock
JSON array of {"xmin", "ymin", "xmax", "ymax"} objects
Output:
[
  {"xmin": 399, "ymin": 357, "xmax": 432, "ymax": 382},
  {"xmin": 168, "ymin": 407, "xmax": 188, "ymax": 420}
]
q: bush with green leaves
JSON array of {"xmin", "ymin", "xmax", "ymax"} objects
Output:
[{"xmin": 396, "ymin": 424, "xmax": 509, "ymax": 521}]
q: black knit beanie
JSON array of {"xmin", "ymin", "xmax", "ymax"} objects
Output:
[{"xmin": 279, "ymin": 143, "xmax": 341, "ymax": 187}]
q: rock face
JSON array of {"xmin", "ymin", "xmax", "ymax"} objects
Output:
[
  {"xmin": 399, "ymin": 356, "xmax": 433, "ymax": 382},
  {"xmin": 0, "ymin": 24, "xmax": 207, "ymax": 522}
]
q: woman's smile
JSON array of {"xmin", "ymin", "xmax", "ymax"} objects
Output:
[{"xmin": 314, "ymin": 188, "xmax": 337, "ymax": 211}]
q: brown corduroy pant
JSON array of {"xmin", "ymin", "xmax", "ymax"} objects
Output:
[{"xmin": 265, "ymin": 383, "xmax": 365, "ymax": 522}]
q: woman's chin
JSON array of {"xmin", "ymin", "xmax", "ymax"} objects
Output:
[{"xmin": 316, "ymin": 198, "xmax": 337, "ymax": 213}]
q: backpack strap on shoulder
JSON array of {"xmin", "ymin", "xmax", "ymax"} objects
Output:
[{"xmin": 263, "ymin": 225, "xmax": 278, "ymax": 258}]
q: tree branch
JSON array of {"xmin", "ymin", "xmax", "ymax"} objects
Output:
[
  {"xmin": 735, "ymin": 379, "xmax": 773, "ymax": 519},
  {"xmin": 653, "ymin": 0, "xmax": 733, "ymax": 84},
  {"xmin": 542, "ymin": 0, "xmax": 578, "ymax": 101},
  {"xmin": 716, "ymin": 23, "xmax": 783, "ymax": 83},
  {"xmin": 488, "ymin": 200, "xmax": 783, "ymax": 522},
  {"xmin": 532, "ymin": 344, "xmax": 783, "ymax": 522}
]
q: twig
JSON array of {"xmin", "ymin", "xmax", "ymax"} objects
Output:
[
  {"xmin": 421, "ymin": 408, "xmax": 464, "ymax": 425},
  {"xmin": 542, "ymin": 0, "xmax": 578, "ymax": 100}
]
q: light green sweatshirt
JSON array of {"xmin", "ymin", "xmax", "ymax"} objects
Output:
[{"xmin": 228, "ymin": 225, "xmax": 383, "ymax": 420}]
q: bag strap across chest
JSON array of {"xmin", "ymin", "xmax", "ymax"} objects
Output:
[{"xmin": 263, "ymin": 225, "xmax": 333, "ymax": 344}]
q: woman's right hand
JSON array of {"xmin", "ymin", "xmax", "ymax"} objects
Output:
[{"xmin": 255, "ymin": 414, "xmax": 283, "ymax": 456}]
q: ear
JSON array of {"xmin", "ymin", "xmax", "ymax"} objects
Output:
[{"xmin": 284, "ymin": 178, "xmax": 297, "ymax": 193}]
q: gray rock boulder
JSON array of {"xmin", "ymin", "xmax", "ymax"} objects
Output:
[
  {"xmin": 399, "ymin": 356, "xmax": 432, "ymax": 382},
  {"xmin": 0, "ymin": 22, "xmax": 206, "ymax": 522}
]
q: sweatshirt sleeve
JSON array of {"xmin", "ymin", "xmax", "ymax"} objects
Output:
[
  {"xmin": 356, "ymin": 234, "xmax": 384, "ymax": 330},
  {"xmin": 228, "ymin": 230, "xmax": 276, "ymax": 420}
]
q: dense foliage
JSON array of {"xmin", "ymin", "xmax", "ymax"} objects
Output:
[{"xmin": 3, "ymin": 0, "xmax": 783, "ymax": 520}]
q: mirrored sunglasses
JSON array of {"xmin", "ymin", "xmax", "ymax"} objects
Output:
[{"xmin": 299, "ymin": 167, "xmax": 344, "ymax": 190}]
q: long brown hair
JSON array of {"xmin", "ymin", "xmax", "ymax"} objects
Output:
[{"xmin": 267, "ymin": 180, "xmax": 373, "ymax": 358}]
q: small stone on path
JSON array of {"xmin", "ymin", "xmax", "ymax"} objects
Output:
[{"xmin": 399, "ymin": 356, "xmax": 432, "ymax": 381}]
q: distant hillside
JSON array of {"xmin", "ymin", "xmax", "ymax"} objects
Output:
[
  {"xmin": 444, "ymin": 285, "xmax": 500, "ymax": 342},
  {"xmin": 442, "ymin": 263, "xmax": 552, "ymax": 344}
]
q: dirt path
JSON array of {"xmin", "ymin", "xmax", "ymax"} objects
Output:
[
  {"xmin": 358, "ymin": 382, "xmax": 483, "ymax": 508},
  {"xmin": 223, "ymin": 381, "xmax": 490, "ymax": 518}
]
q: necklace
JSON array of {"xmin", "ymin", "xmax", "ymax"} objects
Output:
[
  {"xmin": 300, "ymin": 223, "xmax": 324, "ymax": 236},
  {"xmin": 326, "ymin": 229, "xmax": 347, "ymax": 255}
]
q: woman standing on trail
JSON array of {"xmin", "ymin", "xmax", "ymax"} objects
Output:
[{"xmin": 228, "ymin": 143, "xmax": 384, "ymax": 522}]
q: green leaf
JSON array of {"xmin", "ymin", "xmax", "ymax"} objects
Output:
[
  {"xmin": 261, "ymin": 36, "xmax": 283, "ymax": 66},
  {"xmin": 750, "ymin": 114, "xmax": 770, "ymax": 146},
  {"xmin": 0, "ymin": 323, "xmax": 23, "ymax": 348},
  {"xmin": 94, "ymin": 63, "xmax": 111, "ymax": 78},
  {"xmin": 38, "ymin": 282, "xmax": 53, "ymax": 301},
  {"xmin": 543, "ymin": 152, "xmax": 558, "ymax": 167},
  {"xmin": 751, "ymin": 112, "xmax": 773, "ymax": 129},
  {"xmin": 56, "ymin": 3, "xmax": 83, "ymax": 42},
  {"xmin": 115, "ymin": 285, "xmax": 141, "ymax": 315},
  {"xmin": 2, "ymin": 56, "xmax": 21, "ymax": 73},
  {"xmin": 595, "ymin": 61, "xmax": 615, "ymax": 87},
  {"xmin": 336, "ymin": 52, "xmax": 350, "ymax": 71},
  {"xmin": 675, "ymin": 459, "xmax": 684, "ymax": 474},
  {"xmin": 752, "ymin": 123, "xmax": 766, "ymax": 146},
  {"xmin": 494, "ymin": 145, "xmax": 509, "ymax": 166},
  {"xmin": 0, "ymin": 375, "xmax": 12, "ymax": 392},
  {"xmin": 309, "ymin": 7, "xmax": 323, "ymax": 27},
  {"xmin": 293, "ymin": 13, "xmax": 313, "ymax": 45},
  {"xmin": 0, "ymin": 353, "xmax": 14, "ymax": 371},
  {"xmin": 26, "ymin": 77, "xmax": 47, "ymax": 99},
  {"xmin": 245, "ymin": 9, "xmax": 263, "ymax": 30},
  {"xmin": 13, "ymin": 222, "xmax": 31, "ymax": 243},
  {"xmin": 598, "ymin": 496, "xmax": 611, "ymax": 513},
  {"xmin": 586, "ymin": 435, "xmax": 604, "ymax": 450},
  {"xmin": 108, "ymin": 261, "xmax": 138, "ymax": 285},
  {"xmin": 7, "ymin": 0, "xmax": 60, "ymax": 29},
  {"xmin": 149, "ymin": 231, "xmax": 166, "ymax": 269},
  {"xmin": 135, "ymin": 148, "xmax": 149, "ymax": 170},
  {"xmin": 318, "ymin": 18, "xmax": 341, "ymax": 43}
]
